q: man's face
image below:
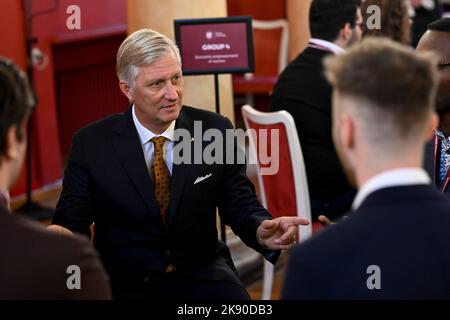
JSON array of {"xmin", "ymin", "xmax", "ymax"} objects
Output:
[
  {"xmin": 348, "ymin": 8, "xmax": 364, "ymax": 47},
  {"xmin": 332, "ymin": 90, "xmax": 357, "ymax": 187},
  {"xmin": 416, "ymin": 30, "xmax": 450, "ymax": 116},
  {"xmin": 125, "ymin": 52, "xmax": 183, "ymax": 133}
]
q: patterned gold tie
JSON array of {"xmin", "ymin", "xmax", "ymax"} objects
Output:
[{"xmin": 151, "ymin": 136, "xmax": 171, "ymax": 224}]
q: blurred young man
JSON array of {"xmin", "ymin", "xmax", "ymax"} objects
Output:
[
  {"xmin": 0, "ymin": 57, "xmax": 111, "ymax": 299},
  {"xmin": 282, "ymin": 38, "xmax": 450, "ymax": 299}
]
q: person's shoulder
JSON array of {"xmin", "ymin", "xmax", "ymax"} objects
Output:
[
  {"xmin": 181, "ymin": 105, "xmax": 229, "ymax": 125},
  {"xmin": 287, "ymin": 47, "xmax": 328, "ymax": 67},
  {"xmin": 1, "ymin": 212, "xmax": 93, "ymax": 258},
  {"xmin": 1, "ymin": 213, "xmax": 105, "ymax": 279},
  {"xmin": 75, "ymin": 108, "xmax": 129, "ymax": 138},
  {"xmin": 0, "ymin": 212, "xmax": 111, "ymax": 299}
]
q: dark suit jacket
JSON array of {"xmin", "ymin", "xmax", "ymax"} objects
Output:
[
  {"xmin": 269, "ymin": 47, "xmax": 354, "ymax": 204},
  {"xmin": 53, "ymin": 106, "xmax": 277, "ymax": 292},
  {"xmin": 424, "ymin": 136, "xmax": 450, "ymax": 197},
  {"xmin": 0, "ymin": 205, "xmax": 111, "ymax": 299},
  {"xmin": 282, "ymin": 185, "xmax": 450, "ymax": 299}
]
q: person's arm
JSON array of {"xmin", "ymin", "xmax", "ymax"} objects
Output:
[
  {"xmin": 256, "ymin": 216, "xmax": 309, "ymax": 251},
  {"xmin": 217, "ymin": 117, "xmax": 307, "ymax": 262},
  {"xmin": 217, "ymin": 118, "xmax": 271, "ymax": 248},
  {"xmin": 51, "ymin": 133, "xmax": 95, "ymax": 238}
]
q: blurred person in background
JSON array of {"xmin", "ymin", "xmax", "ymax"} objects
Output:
[
  {"xmin": 361, "ymin": 0, "xmax": 412, "ymax": 45},
  {"xmin": 0, "ymin": 57, "xmax": 111, "ymax": 300},
  {"xmin": 418, "ymin": 18, "xmax": 450, "ymax": 195},
  {"xmin": 282, "ymin": 38, "xmax": 450, "ymax": 299}
]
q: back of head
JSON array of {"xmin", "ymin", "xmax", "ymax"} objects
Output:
[
  {"xmin": 116, "ymin": 28, "xmax": 181, "ymax": 88},
  {"xmin": 325, "ymin": 37, "xmax": 438, "ymax": 144},
  {"xmin": 309, "ymin": 0, "xmax": 360, "ymax": 41},
  {"xmin": 361, "ymin": 0, "xmax": 410, "ymax": 45},
  {"xmin": 427, "ymin": 17, "xmax": 450, "ymax": 33},
  {"xmin": 0, "ymin": 57, "xmax": 34, "ymax": 164}
]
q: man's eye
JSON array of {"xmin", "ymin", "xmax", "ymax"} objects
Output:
[{"xmin": 150, "ymin": 81, "xmax": 163, "ymax": 88}]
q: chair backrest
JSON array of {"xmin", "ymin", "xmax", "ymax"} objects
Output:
[
  {"xmin": 241, "ymin": 104, "xmax": 312, "ymax": 241},
  {"xmin": 252, "ymin": 19, "xmax": 289, "ymax": 77},
  {"xmin": 232, "ymin": 19, "xmax": 289, "ymax": 96}
]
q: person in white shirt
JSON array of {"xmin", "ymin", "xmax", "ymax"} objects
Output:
[{"xmin": 270, "ymin": 0, "xmax": 363, "ymax": 223}]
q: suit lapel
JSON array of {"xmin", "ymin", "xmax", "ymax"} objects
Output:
[
  {"xmin": 167, "ymin": 108, "xmax": 195, "ymax": 226},
  {"xmin": 111, "ymin": 108, "xmax": 162, "ymax": 225}
]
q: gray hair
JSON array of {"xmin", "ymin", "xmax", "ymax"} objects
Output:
[{"xmin": 116, "ymin": 28, "xmax": 182, "ymax": 87}]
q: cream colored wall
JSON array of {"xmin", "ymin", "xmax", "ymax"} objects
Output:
[
  {"xmin": 127, "ymin": 0, "xmax": 235, "ymax": 123},
  {"xmin": 287, "ymin": 0, "xmax": 311, "ymax": 61}
]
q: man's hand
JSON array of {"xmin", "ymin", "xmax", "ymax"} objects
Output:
[
  {"xmin": 318, "ymin": 215, "xmax": 334, "ymax": 227},
  {"xmin": 47, "ymin": 224, "xmax": 74, "ymax": 236},
  {"xmin": 256, "ymin": 217, "xmax": 309, "ymax": 250}
]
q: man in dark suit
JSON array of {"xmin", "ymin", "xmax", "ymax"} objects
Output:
[
  {"xmin": 418, "ymin": 18, "xmax": 450, "ymax": 195},
  {"xmin": 282, "ymin": 38, "xmax": 450, "ymax": 299},
  {"xmin": 49, "ymin": 29, "xmax": 308, "ymax": 300},
  {"xmin": 0, "ymin": 57, "xmax": 111, "ymax": 299},
  {"xmin": 269, "ymin": 0, "xmax": 363, "ymax": 222}
]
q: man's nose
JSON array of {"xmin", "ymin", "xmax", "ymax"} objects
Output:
[{"xmin": 164, "ymin": 82, "xmax": 178, "ymax": 100}]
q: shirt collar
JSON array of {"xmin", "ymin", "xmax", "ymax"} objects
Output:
[
  {"xmin": 435, "ymin": 128, "xmax": 449, "ymax": 141},
  {"xmin": 352, "ymin": 168, "xmax": 431, "ymax": 210},
  {"xmin": 309, "ymin": 38, "xmax": 345, "ymax": 55},
  {"xmin": 132, "ymin": 105, "xmax": 175, "ymax": 145}
]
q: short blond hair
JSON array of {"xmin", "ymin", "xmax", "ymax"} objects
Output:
[
  {"xmin": 325, "ymin": 37, "xmax": 438, "ymax": 140},
  {"xmin": 116, "ymin": 28, "xmax": 181, "ymax": 87}
]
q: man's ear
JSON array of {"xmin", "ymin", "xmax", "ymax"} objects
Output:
[
  {"xmin": 339, "ymin": 23, "xmax": 353, "ymax": 42},
  {"xmin": 119, "ymin": 80, "xmax": 134, "ymax": 102},
  {"xmin": 5, "ymin": 126, "xmax": 21, "ymax": 161},
  {"xmin": 341, "ymin": 114, "xmax": 355, "ymax": 150},
  {"xmin": 426, "ymin": 111, "xmax": 439, "ymax": 140}
]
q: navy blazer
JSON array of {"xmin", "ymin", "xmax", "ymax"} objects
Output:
[
  {"xmin": 282, "ymin": 184, "xmax": 450, "ymax": 299},
  {"xmin": 53, "ymin": 106, "xmax": 278, "ymax": 290}
]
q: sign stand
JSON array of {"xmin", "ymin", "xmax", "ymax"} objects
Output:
[{"xmin": 174, "ymin": 16, "xmax": 255, "ymax": 244}]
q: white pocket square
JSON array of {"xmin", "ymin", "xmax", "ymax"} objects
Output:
[{"xmin": 194, "ymin": 173, "xmax": 212, "ymax": 185}]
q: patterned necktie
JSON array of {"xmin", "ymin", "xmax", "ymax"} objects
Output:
[
  {"xmin": 151, "ymin": 136, "xmax": 171, "ymax": 224},
  {"xmin": 440, "ymin": 138, "xmax": 450, "ymax": 183}
]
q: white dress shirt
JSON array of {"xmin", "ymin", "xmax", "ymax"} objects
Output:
[
  {"xmin": 132, "ymin": 105, "xmax": 175, "ymax": 175},
  {"xmin": 309, "ymin": 38, "xmax": 345, "ymax": 55},
  {"xmin": 352, "ymin": 168, "xmax": 431, "ymax": 210}
]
